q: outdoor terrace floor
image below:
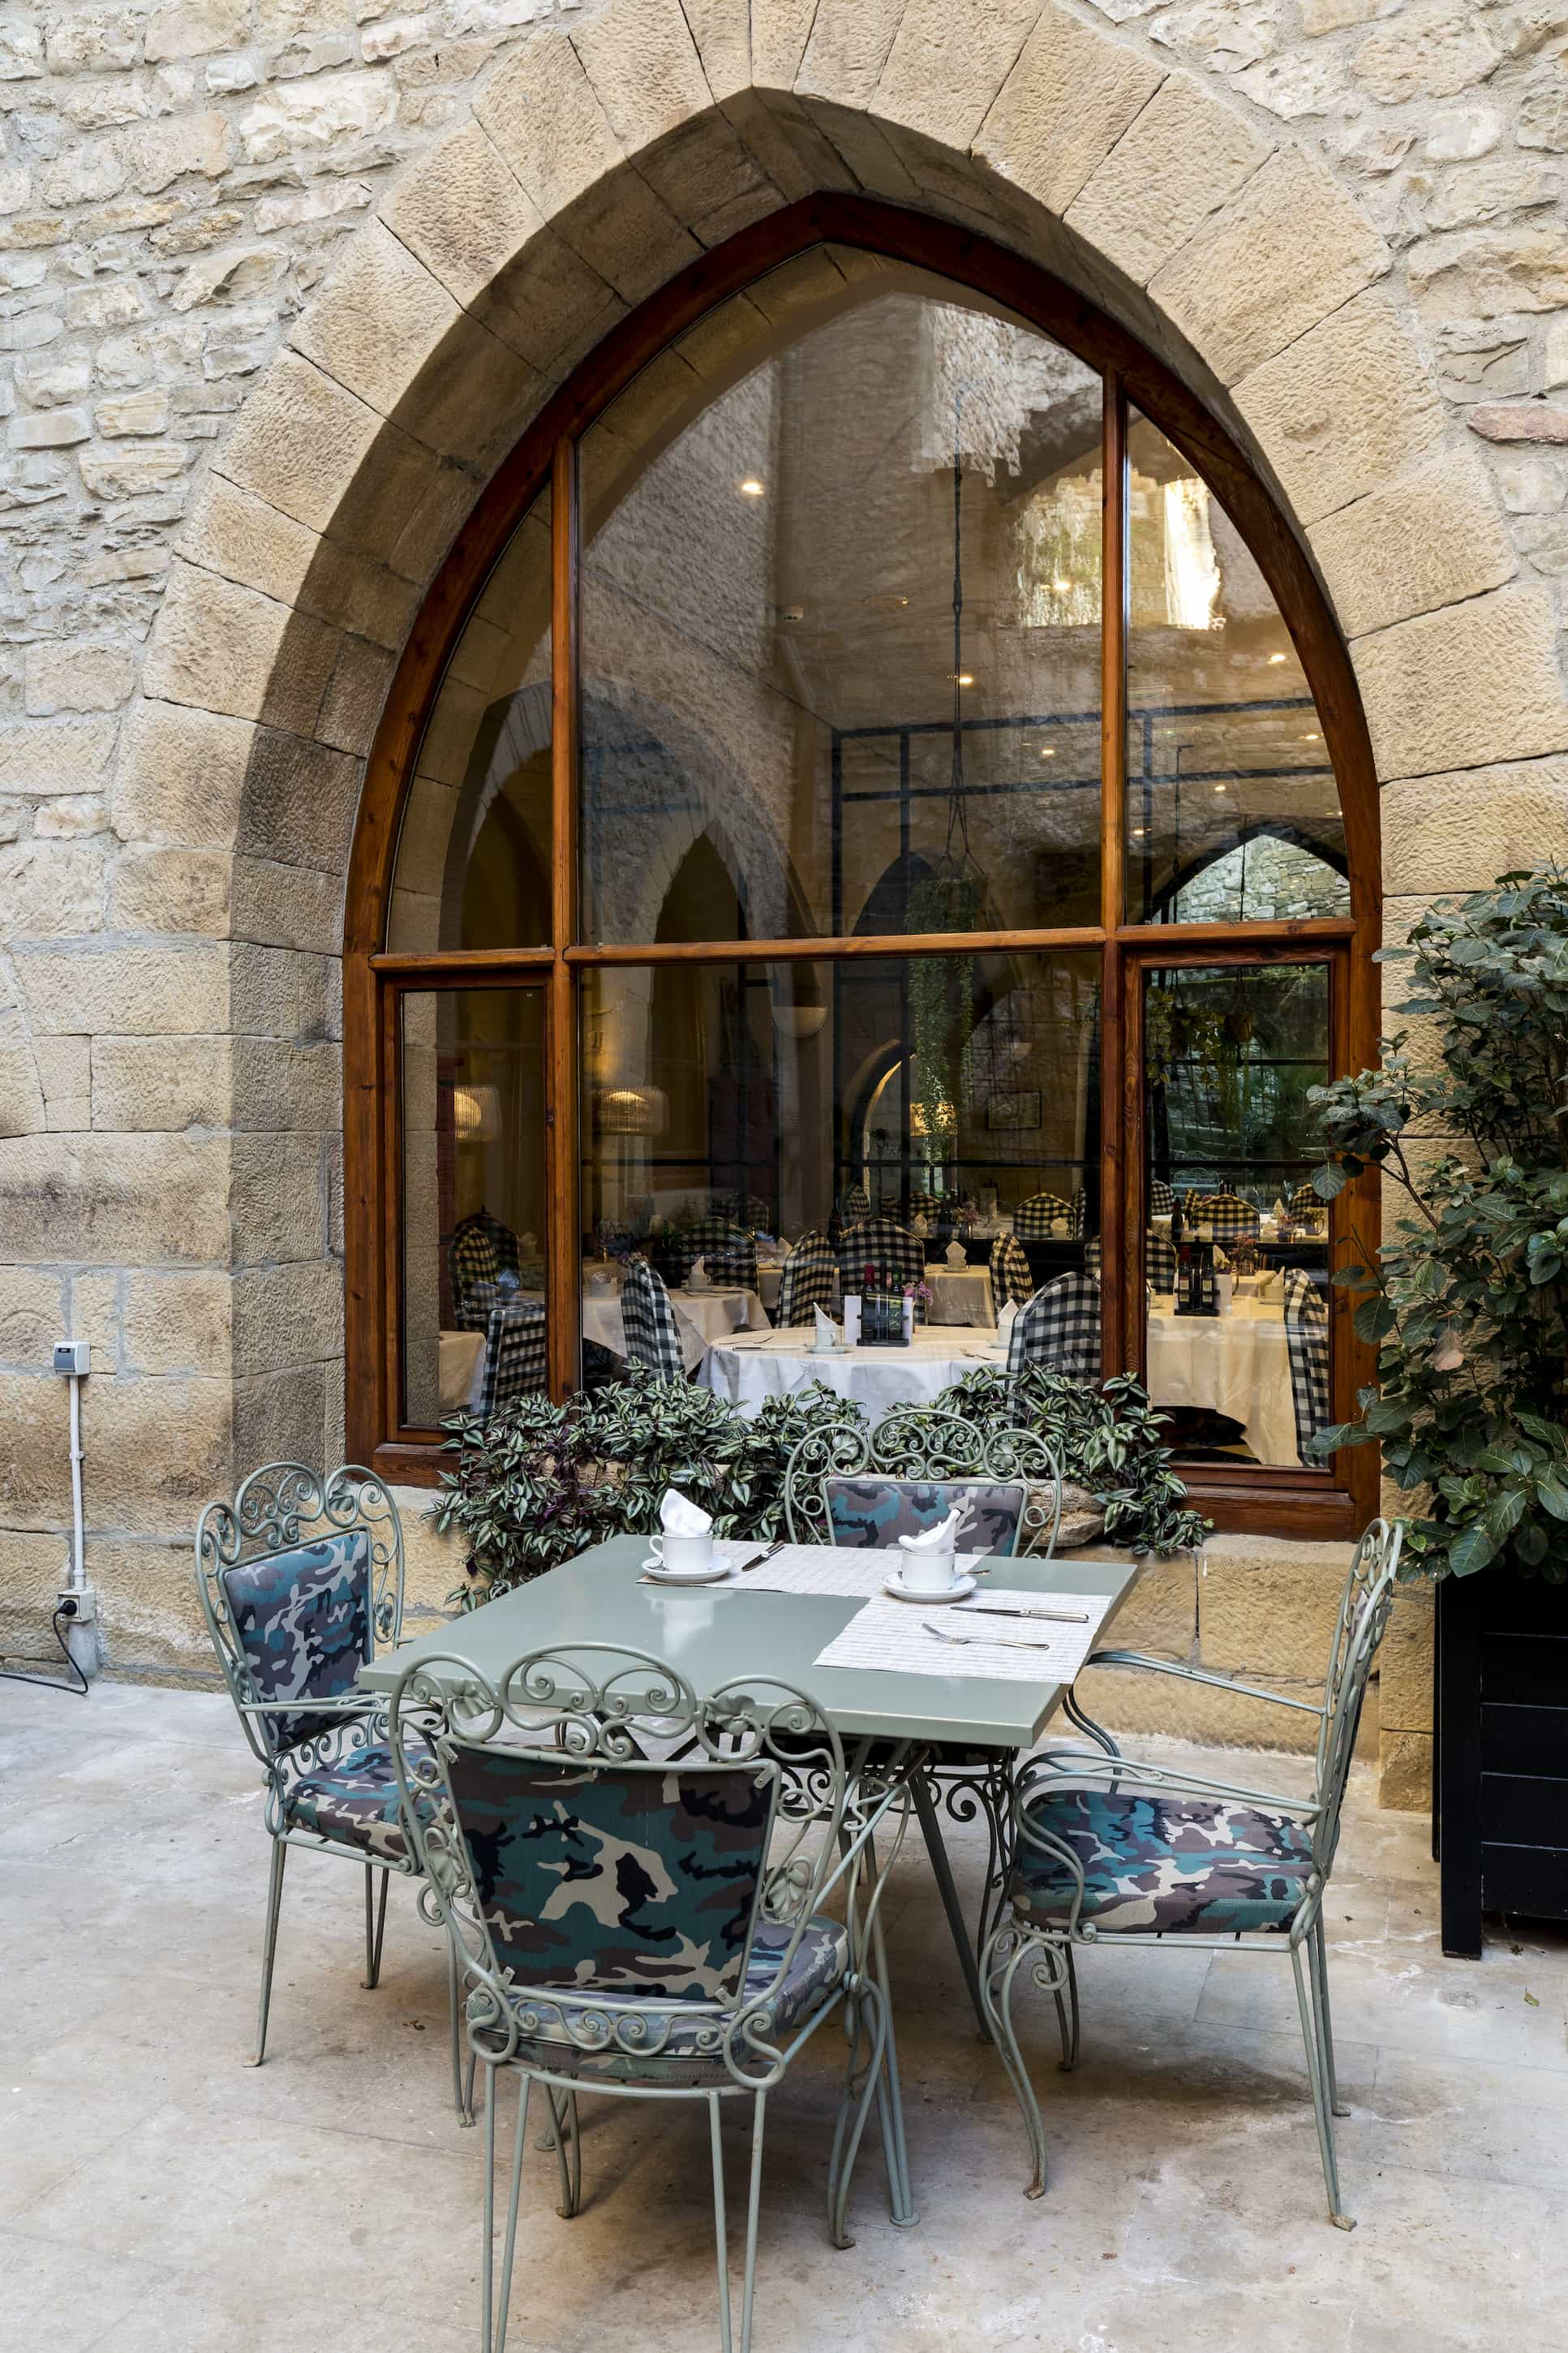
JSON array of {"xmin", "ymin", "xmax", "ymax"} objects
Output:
[{"xmin": 3, "ymin": 1678, "xmax": 1563, "ymax": 2353}]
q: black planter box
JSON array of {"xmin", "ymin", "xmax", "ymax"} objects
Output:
[{"xmin": 1435, "ymin": 1568, "xmax": 1568, "ymax": 1956}]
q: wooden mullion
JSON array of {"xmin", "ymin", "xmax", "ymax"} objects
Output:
[
  {"xmin": 547, "ymin": 435, "xmax": 580, "ymax": 1401},
  {"xmin": 342, "ymin": 950, "xmax": 382, "ymax": 1461},
  {"xmin": 1099, "ymin": 372, "xmax": 1128, "ymax": 1378},
  {"xmin": 379, "ymin": 979, "xmax": 405, "ymax": 1442}
]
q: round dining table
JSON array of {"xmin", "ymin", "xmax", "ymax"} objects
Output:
[
  {"xmin": 701, "ymin": 1328, "xmax": 991, "ymax": 1419},
  {"xmin": 586, "ymin": 1282, "xmax": 771, "ymax": 1372},
  {"xmin": 1145, "ymin": 1293, "xmax": 1299, "ymax": 1466}
]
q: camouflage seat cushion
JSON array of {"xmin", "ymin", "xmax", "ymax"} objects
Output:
[
  {"xmin": 1010, "ymin": 1785, "xmax": 1314, "ymax": 1936},
  {"xmin": 282, "ymin": 1735, "xmax": 429, "ymax": 1865},
  {"xmin": 488, "ymin": 1915, "xmax": 849, "ymax": 2086}
]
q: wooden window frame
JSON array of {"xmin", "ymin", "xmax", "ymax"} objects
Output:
[{"xmin": 343, "ymin": 196, "xmax": 1381, "ymax": 1535}]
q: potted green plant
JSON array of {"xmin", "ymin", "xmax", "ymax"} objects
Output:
[{"xmin": 1307, "ymin": 867, "xmax": 1568, "ymax": 1954}]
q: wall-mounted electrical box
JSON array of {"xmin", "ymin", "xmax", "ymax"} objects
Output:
[{"xmin": 53, "ymin": 1340, "xmax": 91, "ymax": 1377}]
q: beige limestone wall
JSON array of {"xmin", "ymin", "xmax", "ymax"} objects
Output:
[{"xmin": 2, "ymin": 0, "xmax": 1566, "ymax": 1808}]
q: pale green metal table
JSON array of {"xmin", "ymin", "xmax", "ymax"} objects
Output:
[{"xmin": 361, "ymin": 1534, "xmax": 1141, "ymax": 2033}]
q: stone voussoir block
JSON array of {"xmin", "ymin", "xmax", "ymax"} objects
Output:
[
  {"xmin": 1063, "ymin": 70, "xmax": 1269, "ymax": 290},
  {"xmin": 973, "ymin": 2, "xmax": 1165, "ymax": 222},
  {"xmin": 1381, "ymin": 756, "xmax": 1568, "ymax": 895},
  {"xmin": 1355, "ymin": 582, "xmax": 1568, "ymax": 781},
  {"xmin": 1308, "ymin": 443, "xmax": 1516, "ymax": 639}
]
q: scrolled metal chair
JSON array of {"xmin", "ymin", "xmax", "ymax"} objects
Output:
[
  {"xmin": 195, "ymin": 1463, "xmax": 449, "ymax": 2073},
  {"xmin": 980, "ymin": 1516, "xmax": 1403, "ymax": 2228},
  {"xmin": 389, "ymin": 1644, "xmax": 916, "ymax": 2353},
  {"xmin": 781, "ymin": 1407, "xmax": 1063, "ymax": 1984}
]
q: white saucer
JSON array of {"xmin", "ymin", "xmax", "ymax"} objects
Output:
[
  {"xmin": 640, "ymin": 1557, "xmax": 733, "ymax": 1585},
  {"xmin": 883, "ymin": 1568, "xmax": 977, "ymax": 1606},
  {"xmin": 805, "ymin": 1341, "xmax": 846, "ymax": 1355}
]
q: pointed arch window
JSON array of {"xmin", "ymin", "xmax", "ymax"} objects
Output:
[{"xmin": 350, "ymin": 202, "xmax": 1380, "ymax": 1538}]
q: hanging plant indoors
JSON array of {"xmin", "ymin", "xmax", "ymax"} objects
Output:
[{"xmin": 1307, "ymin": 866, "xmax": 1568, "ymax": 1953}]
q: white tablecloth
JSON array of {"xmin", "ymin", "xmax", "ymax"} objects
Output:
[
  {"xmin": 701, "ymin": 1331, "xmax": 982, "ymax": 1420},
  {"xmin": 586, "ymin": 1285, "xmax": 770, "ymax": 1372},
  {"xmin": 921, "ymin": 1263, "xmax": 994, "ymax": 1328},
  {"xmin": 1145, "ymin": 1297, "xmax": 1298, "ymax": 1466},
  {"xmin": 438, "ymin": 1328, "xmax": 486, "ymax": 1413}
]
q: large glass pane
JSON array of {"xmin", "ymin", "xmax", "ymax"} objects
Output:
[
  {"xmin": 400, "ymin": 987, "xmax": 548, "ymax": 1428},
  {"xmin": 579, "ymin": 950, "xmax": 1100, "ymax": 1387},
  {"xmin": 1141, "ymin": 961, "xmax": 1331, "ymax": 1470},
  {"xmin": 1125, "ymin": 414, "xmax": 1347, "ymax": 923},
  {"xmin": 578, "ymin": 252, "xmax": 1103, "ymax": 946},
  {"xmin": 387, "ymin": 488, "xmax": 552, "ymax": 952}
]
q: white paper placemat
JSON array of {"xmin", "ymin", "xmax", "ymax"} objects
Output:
[
  {"xmin": 734, "ymin": 1544, "xmax": 994, "ymax": 1598},
  {"xmin": 812, "ymin": 1589, "xmax": 1115, "ymax": 1682}
]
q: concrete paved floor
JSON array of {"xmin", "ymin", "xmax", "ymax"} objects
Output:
[{"xmin": 2, "ymin": 1679, "xmax": 1564, "ymax": 2353}]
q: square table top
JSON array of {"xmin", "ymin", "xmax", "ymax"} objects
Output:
[{"xmin": 359, "ymin": 1534, "xmax": 1141, "ymax": 1749}]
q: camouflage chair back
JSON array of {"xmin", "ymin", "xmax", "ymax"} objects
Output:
[
  {"xmin": 389, "ymin": 1644, "xmax": 916, "ymax": 2353},
  {"xmin": 192, "ymin": 1463, "xmax": 462, "ymax": 2094},
  {"xmin": 980, "ymin": 1518, "xmax": 1403, "ymax": 2229}
]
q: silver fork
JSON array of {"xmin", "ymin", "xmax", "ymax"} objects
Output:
[{"xmin": 923, "ymin": 1618, "xmax": 1061, "ymax": 1654}]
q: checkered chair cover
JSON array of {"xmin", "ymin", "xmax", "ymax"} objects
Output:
[
  {"xmin": 838, "ymin": 1185, "xmax": 872, "ymax": 1222},
  {"xmin": 449, "ymin": 1207, "xmax": 520, "ymax": 1331},
  {"xmin": 474, "ymin": 1293, "xmax": 548, "ymax": 1419},
  {"xmin": 1149, "ymin": 1179, "xmax": 1175, "ymax": 1217},
  {"xmin": 989, "ymin": 1234, "xmax": 1034, "ymax": 1312},
  {"xmin": 620, "ymin": 1258, "xmax": 685, "ymax": 1378},
  {"xmin": 840, "ymin": 1218, "xmax": 927, "ymax": 1323},
  {"xmin": 673, "ymin": 1216, "xmax": 757, "ymax": 1293},
  {"xmin": 1289, "ymin": 1181, "xmax": 1330, "ymax": 1228},
  {"xmin": 1070, "ymin": 1192, "xmax": 1087, "ymax": 1237},
  {"xmin": 1145, "ymin": 1230, "xmax": 1178, "ymax": 1293},
  {"xmin": 711, "ymin": 1193, "xmax": 773, "ymax": 1233},
  {"xmin": 1007, "ymin": 1271, "xmax": 1102, "ymax": 1383},
  {"xmin": 1281, "ymin": 1267, "xmax": 1330, "ymax": 1465},
  {"xmin": 909, "ymin": 1189, "xmax": 939, "ymax": 1221},
  {"xmin": 775, "ymin": 1232, "xmax": 839, "ymax": 1327},
  {"xmin": 1013, "ymin": 1192, "xmax": 1075, "ymax": 1240},
  {"xmin": 1192, "ymin": 1192, "xmax": 1261, "ymax": 1243}
]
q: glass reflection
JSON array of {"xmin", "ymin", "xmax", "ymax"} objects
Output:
[
  {"xmin": 1125, "ymin": 413, "xmax": 1347, "ymax": 924},
  {"xmin": 579, "ymin": 953, "xmax": 1100, "ymax": 1390},
  {"xmin": 1142, "ymin": 962, "xmax": 1331, "ymax": 1469},
  {"xmin": 578, "ymin": 256, "xmax": 1103, "ymax": 945},
  {"xmin": 400, "ymin": 988, "xmax": 547, "ymax": 1428}
]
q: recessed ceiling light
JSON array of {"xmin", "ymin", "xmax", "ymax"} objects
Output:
[
  {"xmin": 953, "ymin": 672, "xmax": 974, "ymax": 686},
  {"xmin": 739, "ymin": 478, "xmax": 764, "ymax": 497},
  {"xmin": 1039, "ymin": 746, "xmax": 1055, "ymax": 758},
  {"xmin": 1132, "ymin": 826, "xmax": 1146, "ymax": 837},
  {"xmin": 1213, "ymin": 783, "xmax": 1227, "ymax": 794},
  {"xmin": 1301, "ymin": 731, "xmax": 1321, "ymax": 742},
  {"xmin": 1052, "ymin": 577, "xmax": 1071, "ymax": 593},
  {"xmin": 1268, "ymin": 651, "xmax": 1287, "ymax": 665}
]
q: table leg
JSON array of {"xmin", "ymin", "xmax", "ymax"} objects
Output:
[{"xmin": 912, "ymin": 1772, "xmax": 992, "ymax": 2041}]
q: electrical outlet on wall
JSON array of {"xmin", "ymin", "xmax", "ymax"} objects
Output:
[{"xmin": 53, "ymin": 1340, "xmax": 90, "ymax": 1376}]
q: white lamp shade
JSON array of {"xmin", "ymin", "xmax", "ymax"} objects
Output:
[
  {"xmin": 771, "ymin": 1004, "xmax": 828, "ymax": 1039},
  {"xmin": 453, "ymin": 1083, "xmax": 500, "ymax": 1142}
]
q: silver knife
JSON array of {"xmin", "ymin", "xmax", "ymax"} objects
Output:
[
  {"xmin": 738, "ymin": 1539, "xmax": 785, "ymax": 1571},
  {"xmin": 925, "ymin": 1620, "xmax": 1061, "ymax": 1653},
  {"xmin": 953, "ymin": 1602, "xmax": 1088, "ymax": 1624}
]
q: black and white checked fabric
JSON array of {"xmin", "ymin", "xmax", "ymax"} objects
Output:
[
  {"xmin": 1013, "ymin": 1191, "xmax": 1076, "ymax": 1240},
  {"xmin": 1289, "ymin": 1181, "xmax": 1330, "ymax": 1225},
  {"xmin": 839, "ymin": 1218, "xmax": 926, "ymax": 1321},
  {"xmin": 838, "ymin": 1185, "xmax": 872, "ymax": 1222},
  {"xmin": 1149, "ymin": 1178, "xmax": 1175, "ymax": 1216},
  {"xmin": 989, "ymin": 1234, "xmax": 1034, "ymax": 1312},
  {"xmin": 476, "ymin": 1295, "xmax": 548, "ymax": 1420},
  {"xmin": 673, "ymin": 1217, "xmax": 757, "ymax": 1293},
  {"xmin": 909, "ymin": 1189, "xmax": 939, "ymax": 1221},
  {"xmin": 449, "ymin": 1207, "xmax": 520, "ymax": 1331},
  {"xmin": 775, "ymin": 1232, "xmax": 839, "ymax": 1327},
  {"xmin": 620, "ymin": 1257, "xmax": 685, "ymax": 1379},
  {"xmin": 1145, "ymin": 1230, "xmax": 1178, "ymax": 1292},
  {"xmin": 1007, "ymin": 1271, "xmax": 1102, "ymax": 1382},
  {"xmin": 1191, "ymin": 1192, "xmax": 1261, "ymax": 1243},
  {"xmin": 712, "ymin": 1192, "xmax": 773, "ymax": 1233},
  {"xmin": 1281, "ymin": 1267, "xmax": 1330, "ymax": 1465}
]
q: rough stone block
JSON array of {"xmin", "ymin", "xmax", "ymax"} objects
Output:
[
  {"xmin": 121, "ymin": 1271, "xmax": 233, "ymax": 1378},
  {"xmin": 475, "ymin": 24, "xmax": 631, "ymax": 225},
  {"xmin": 88, "ymin": 1537, "xmax": 210, "ymax": 1675},
  {"xmin": 231, "ymin": 1131, "xmax": 325, "ymax": 1264},
  {"xmin": 82, "ymin": 1374, "xmax": 233, "ymax": 1538},
  {"xmin": 290, "ymin": 217, "xmax": 463, "ymax": 428},
  {"xmin": 90, "ymin": 1037, "xmax": 233, "ymax": 1131},
  {"xmin": 1355, "ymin": 583, "xmax": 1568, "ymax": 780},
  {"xmin": 70, "ymin": 1270, "xmax": 122, "ymax": 1363},
  {"xmin": 0, "ymin": 842, "xmax": 106, "ymax": 940},
  {"xmin": 1241, "ymin": 286, "xmax": 1448, "ymax": 527},
  {"xmin": 870, "ymin": 0, "xmax": 1041, "ymax": 152},
  {"xmin": 0, "ymin": 1267, "xmax": 67, "ymax": 1370},
  {"xmin": 231, "ymin": 1035, "xmax": 340, "ymax": 1132},
  {"xmin": 0, "ymin": 1372, "xmax": 72, "ymax": 1526},
  {"xmin": 1063, "ymin": 71, "xmax": 1266, "ymax": 288},
  {"xmin": 569, "ymin": 0, "xmax": 711, "ymax": 157},
  {"xmin": 1378, "ymin": 1727, "xmax": 1433, "ymax": 1813},
  {"xmin": 112, "ymin": 701, "xmax": 251, "ymax": 852},
  {"xmin": 107, "ymin": 848, "xmax": 234, "ymax": 937},
  {"xmin": 232, "ymin": 1258, "xmax": 343, "ymax": 1374},
  {"xmin": 1073, "ymin": 1658, "xmax": 1338, "ymax": 1757},
  {"xmin": 1408, "ymin": 226, "xmax": 1568, "ymax": 319},
  {"xmin": 233, "ymin": 723, "xmax": 362, "ymax": 878},
  {"xmin": 231, "ymin": 856, "xmax": 342, "ymax": 955},
  {"xmin": 233, "ymin": 1361, "xmax": 328, "ymax": 1475},
  {"xmin": 1150, "ymin": 144, "xmax": 1390, "ymax": 385},
  {"xmin": 214, "ymin": 348, "xmax": 383, "ymax": 537},
  {"xmin": 1196, "ymin": 1534, "xmax": 1355, "ymax": 1681},
  {"xmin": 0, "ymin": 1043, "xmax": 47, "ymax": 1138},
  {"xmin": 0, "ymin": 716, "xmax": 120, "ymax": 798},
  {"xmin": 1309, "ymin": 445, "xmax": 1516, "ymax": 639},
  {"xmin": 973, "ymin": 2, "xmax": 1163, "ymax": 218},
  {"xmin": 24, "ymin": 643, "xmax": 135, "ymax": 717},
  {"xmin": 1381, "ymin": 756, "xmax": 1568, "ymax": 893},
  {"xmin": 796, "ymin": 0, "xmax": 907, "ymax": 111},
  {"xmin": 393, "ymin": 1483, "xmax": 466, "ymax": 1624},
  {"xmin": 144, "ymin": 0, "xmax": 250, "ymax": 63},
  {"xmin": 1073, "ymin": 1544, "xmax": 1197, "ymax": 1657},
  {"xmin": 381, "ymin": 116, "xmax": 545, "ymax": 314},
  {"xmin": 296, "ymin": 540, "xmax": 420, "ymax": 656},
  {"xmin": 179, "ymin": 474, "xmax": 319, "ymax": 610},
  {"xmin": 1379, "ymin": 1583, "xmax": 1434, "ymax": 1735},
  {"xmin": 142, "ymin": 558, "xmax": 338, "ymax": 736},
  {"xmin": 32, "ymin": 1037, "xmax": 89, "ymax": 1105},
  {"xmin": 19, "ymin": 940, "xmax": 229, "ymax": 1036}
]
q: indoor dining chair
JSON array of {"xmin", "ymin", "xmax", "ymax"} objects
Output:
[
  {"xmin": 621, "ymin": 1255, "xmax": 687, "ymax": 1377},
  {"xmin": 1282, "ymin": 1266, "xmax": 1331, "ymax": 1465},
  {"xmin": 980, "ymin": 1516, "xmax": 1403, "ymax": 2227},
  {"xmin": 989, "ymin": 1233, "xmax": 1034, "ymax": 1311},
  {"xmin": 775, "ymin": 1230, "xmax": 839, "ymax": 1326},
  {"xmin": 838, "ymin": 1216, "xmax": 926, "ymax": 1318},
  {"xmin": 1007, "ymin": 1271, "xmax": 1102, "ymax": 1381},
  {"xmin": 389, "ymin": 1644, "xmax": 916, "ymax": 2353},
  {"xmin": 194, "ymin": 1462, "xmax": 470, "ymax": 2122},
  {"xmin": 1012, "ymin": 1191, "xmax": 1075, "ymax": 1240}
]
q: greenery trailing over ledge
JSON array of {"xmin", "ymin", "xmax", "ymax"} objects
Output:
[
  {"xmin": 433, "ymin": 1363, "xmax": 1208, "ymax": 1605},
  {"xmin": 1308, "ymin": 868, "xmax": 1568, "ymax": 1582}
]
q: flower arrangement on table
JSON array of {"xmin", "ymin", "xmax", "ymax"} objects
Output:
[{"xmin": 855, "ymin": 1266, "xmax": 931, "ymax": 1346}]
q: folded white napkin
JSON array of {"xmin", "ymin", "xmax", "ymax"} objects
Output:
[
  {"xmin": 898, "ymin": 1508, "xmax": 961, "ymax": 1556},
  {"xmin": 911, "ymin": 1213, "xmax": 929, "ymax": 1237},
  {"xmin": 687, "ymin": 1257, "xmax": 709, "ymax": 1290},
  {"xmin": 813, "ymin": 1305, "xmax": 840, "ymax": 1349},
  {"xmin": 659, "ymin": 1489, "xmax": 711, "ymax": 1536},
  {"xmin": 997, "ymin": 1299, "xmax": 1019, "ymax": 1344},
  {"xmin": 944, "ymin": 1240, "xmax": 966, "ymax": 1267}
]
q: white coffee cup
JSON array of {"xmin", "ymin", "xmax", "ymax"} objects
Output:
[
  {"xmin": 649, "ymin": 1530, "xmax": 715, "ymax": 1577},
  {"xmin": 899, "ymin": 1548, "xmax": 960, "ymax": 1598}
]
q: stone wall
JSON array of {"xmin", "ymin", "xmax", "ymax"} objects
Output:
[{"xmin": 2, "ymin": 0, "xmax": 1568, "ymax": 1809}]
